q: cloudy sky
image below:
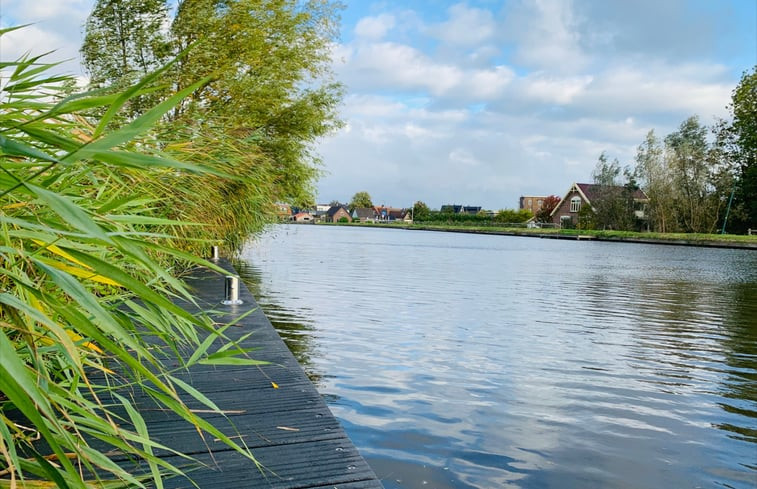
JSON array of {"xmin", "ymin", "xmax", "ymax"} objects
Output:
[{"xmin": 2, "ymin": 1, "xmax": 755, "ymax": 209}]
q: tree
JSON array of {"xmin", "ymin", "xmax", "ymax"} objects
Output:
[
  {"xmin": 349, "ymin": 191, "xmax": 373, "ymax": 211},
  {"xmin": 168, "ymin": 0, "xmax": 343, "ymax": 206},
  {"xmin": 412, "ymin": 201, "xmax": 430, "ymax": 220},
  {"xmin": 82, "ymin": 0, "xmax": 344, "ymax": 216},
  {"xmin": 590, "ymin": 153, "xmax": 640, "ymax": 231},
  {"xmin": 81, "ymin": 0, "xmax": 171, "ymax": 116},
  {"xmin": 664, "ymin": 116, "xmax": 724, "ymax": 233},
  {"xmin": 535, "ymin": 195, "xmax": 560, "ymax": 223},
  {"xmin": 728, "ymin": 67, "xmax": 757, "ymax": 230},
  {"xmin": 591, "ymin": 153, "xmax": 624, "ymax": 229},
  {"xmin": 634, "ymin": 130, "xmax": 675, "ymax": 232}
]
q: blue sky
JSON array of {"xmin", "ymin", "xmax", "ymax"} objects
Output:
[{"xmin": 2, "ymin": 0, "xmax": 756, "ymax": 209}]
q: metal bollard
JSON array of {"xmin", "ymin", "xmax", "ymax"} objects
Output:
[
  {"xmin": 222, "ymin": 275, "xmax": 243, "ymax": 305},
  {"xmin": 211, "ymin": 245, "xmax": 220, "ymax": 260}
]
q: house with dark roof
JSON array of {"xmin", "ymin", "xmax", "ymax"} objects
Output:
[
  {"xmin": 440, "ymin": 204, "xmax": 482, "ymax": 215},
  {"xmin": 326, "ymin": 206, "xmax": 352, "ymax": 223},
  {"xmin": 550, "ymin": 182, "xmax": 649, "ymax": 228},
  {"xmin": 352, "ymin": 207, "xmax": 377, "ymax": 222}
]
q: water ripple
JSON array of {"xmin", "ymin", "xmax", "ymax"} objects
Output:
[{"xmin": 238, "ymin": 225, "xmax": 757, "ymax": 489}]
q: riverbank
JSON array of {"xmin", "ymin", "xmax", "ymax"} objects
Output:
[{"xmin": 313, "ymin": 222, "xmax": 757, "ymax": 250}]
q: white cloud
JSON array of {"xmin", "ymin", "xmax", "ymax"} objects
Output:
[
  {"xmin": 354, "ymin": 14, "xmax": 395, "ymax": 40},
  {"xmin": 520, "ymin": 73, "xmax": 593, "ymax": 105},
  {"xmin": 504, "ymin": 0, "xmax": 589, "ymax": 73},
  {"xmin": 0, "ymin": 0, "xmax": 91, "ymax": 76},
  {"xmin": 449, "ymin": 148, "xmax": 480, "ymax": 167},
  {"xmin": 427, "ymin": 3, "xmax": 497, "ymax": 46}
]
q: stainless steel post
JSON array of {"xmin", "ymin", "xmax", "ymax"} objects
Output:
[
  {"xmin": 222, "ymin": 275, "xmax": 243, "ymax": 305},
  {"xmin": 211, "ymin": 245, "xmax": 220, "ymax": 260}
]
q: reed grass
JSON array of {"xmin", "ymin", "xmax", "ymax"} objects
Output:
[{"xmin": 1, "ymin": 27, "xmax": 266, "ymax": 487}]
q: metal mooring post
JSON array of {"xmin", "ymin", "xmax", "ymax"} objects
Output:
[
  {"xmin": 222, "ymin": 275, "xmax": 243, "ymax": 305},
  {"xmin": 211, "ymin": 245, "xmax": 220, "ymax": 260}
]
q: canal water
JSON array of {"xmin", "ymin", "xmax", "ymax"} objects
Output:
[{"xmin": 237, "ymin": 225, "xmax": 757, "ymax": 489}]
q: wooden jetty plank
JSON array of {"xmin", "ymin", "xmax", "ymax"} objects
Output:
[{"xmin": 119, "ymin": 259, "xmax": 383, "ymax": 487}]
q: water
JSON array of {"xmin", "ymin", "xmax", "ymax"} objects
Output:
[{"xmin": 237, "ymin": 225, "xmax": 757, "ymax": 489}]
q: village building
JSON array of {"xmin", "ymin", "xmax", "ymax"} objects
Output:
[
  {"xmin": 550, "ymin": 183, "xmax": 649, "ymax": 228},
  {"xmin": 292, "ymin": 212, "xmax": 314, "ymax": 223},
  {"xmin": 519, "ymin": 196, "xmax": 548, "ymax": 215},
  {"xmin": 325, "ymin": 206, "xmax": 352, "ymax": 223}
]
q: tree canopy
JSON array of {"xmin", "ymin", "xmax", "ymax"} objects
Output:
[
  {"xmin": 349, "ymin": 191, "xmax": 373, "ymax": 210},
  {"xmin": 729, "ymin": 67, "xmax": 757, "ymax": 229},
  {"xmin": 535, "ymin": 195, "xmax": 561, "ymax": 223},
  {"xmin": 82, "ymin": 0, "xmax": 344, "ymax": 236}
]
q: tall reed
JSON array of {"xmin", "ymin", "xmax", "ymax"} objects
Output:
[{"xmin": 1, "ymin": 28, "xmax": 264, "ymax": 487}]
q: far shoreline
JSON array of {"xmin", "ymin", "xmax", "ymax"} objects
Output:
[{"xmin": 293, "ymin": 222, "xmax": 757, "ymax": 250}]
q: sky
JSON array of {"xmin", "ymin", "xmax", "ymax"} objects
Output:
[{"xmin": 2, "ymin": 0, "xmax": 756, "ymax": 210}]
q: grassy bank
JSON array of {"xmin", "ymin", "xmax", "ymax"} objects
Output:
[{"xmin": 313, "ymin": 221, "xmax": 757, "ymax": 247}]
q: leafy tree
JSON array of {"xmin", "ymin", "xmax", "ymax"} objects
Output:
[
  {"xmin": 591, "ymin": 153, "xmax": 623, "ymax": 229},
  {"xmin": 535, "ymin": 195, "xmax": 561, "ymax": 223},
  {"xmin": 412, "ymin": 201, "xmax": 430, "ymax": 220},
  {"xmin": 81, "ymin": 0, "xmax": 171, "ymax": 116},
  {"xmin": 664, "ymin": 116, "xmax": 725, "ymax": 233},
  {"xmin": 728, "ymin": 67, "xmax": 757, "ymax": 230},
  {"xmin": 168, "ymin": 0, "xmax": 343, "ymax": 206},
  {"xmin": 634, "ymin": 130, "xmax": 676, "ymax": 232},
  {"xmin": 349, "ymin": 191, "xmax": 373, "ymax": 211},
  {"xmin": 82, "ymin": 0, "xmax": 344, "ymax": 220}
]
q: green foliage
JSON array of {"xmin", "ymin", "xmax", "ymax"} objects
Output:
[
  {"xmin": 82, "ymin": 0, "xmax": 172, "ymax": 117},
  {"xmin": 0, "ymin": 41, "xmax": 262, "ymax": 487},
  {"xmin": 576, "ymin": 203, "xmax": 596, "ymax": 230},
  {"xmin": 534, "ymin": 195, "xmax": 561, "ymax": 223},
  {"xmin": 338, "ymin": 216, "xmax": 349, "ymax": 223},
  {"xmin": 412, "ymin": 201, "xmax": 430, "ymax": 220},
  {"xmin": 416, "ymin": 208, "xmax": 530, "ymax": 225},
  {"xmin": 664, "ymin": 116, "xmax": 725, "ymax": 233},
  {"xmin": 729, "ymin": 67, "xmax": 757, "ymax": 229},
  {"xmin": 493, "ymin": 208, "xmax": 533, "ymax": 223},
  {"xmin": 634, "ymin": 130, "xmax": 674, "ymax": 232},
  {"xmin": 349, "ymin": 191, "xmax": 373, "ymax": 211},
  {"xmin": 82, "ymin": 0, "xmax": 344, "ymax": 224}
]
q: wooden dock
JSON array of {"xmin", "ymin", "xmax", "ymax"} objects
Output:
[{"xmin": 109, "ymin": 259, "xmax": 383, "ymax": 488}]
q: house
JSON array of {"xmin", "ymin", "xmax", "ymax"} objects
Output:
[
  {"xmin": 326, "ymin": 206, "xmax": 352, "ymax": 223},
  {"xmin": 519, "ymin": 196, "xmax": 548, "ymax": 215},
  {"xmin": 292, "ymin": 212, "xmax": 313, "ymax": 223},
  {"xmin": 440, "ymin": 204, "xmax": 482, "ymax": 215},
  {"xmin": 374, "ymin": 206, "xmax": 405, "ymax": 221},
  {"xmin": 352, "ymin": 207, "xmax": 377, "ymax": 222},
  {"xmin": 550, "ymin": 183, "xmax": 649, "ymax": 228}
]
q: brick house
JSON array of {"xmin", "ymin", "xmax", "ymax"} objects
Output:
[
  {"xmin": 326, "ymin": 206, "xmax": 352, "ymax": 223},
  {"xmin": 519, "ymin": 196, "xmax": 547, "ymax": 215},
  {"xmin": 550, "ymin": 182, "xmax": 649, "ymax": 228}
]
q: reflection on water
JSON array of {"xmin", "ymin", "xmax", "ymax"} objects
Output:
[{"xmin": 238, "ymin": 225, "xmax": 757, "ymax": 489}]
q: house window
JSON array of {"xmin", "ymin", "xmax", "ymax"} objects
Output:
[
  {"xmin": 527, "ymin": 199, "xmax": 532, "ymax": 207},
  {"xmin": 570, "ymin": 196, "xmax": 581, "ymax": 212}
]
